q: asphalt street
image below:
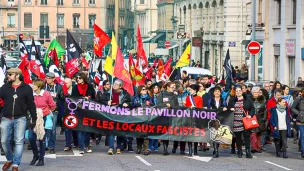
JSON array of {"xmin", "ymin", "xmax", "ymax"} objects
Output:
[{"xmin": 0, "ymin": 130, "xmax": 303, "ymax": 171}]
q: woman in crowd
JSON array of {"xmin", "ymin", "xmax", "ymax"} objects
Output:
[
  {"xmin": 291, "ymin": 88, "xmax": 304, "ymax": 158},
  {"xmin": 148, "ymin": 83, "xmax": 160, "ymax": 151},
  {"xmin": 132, "ymin": 85, "xmax": 154, "ymax": 155},
  {"xmin": 197, "ymin": 83, "xmax": 206, "ymax": 97},
  {"xmin": 271, "ymin": 81, "xmax": 282, "ymax": 97},
  {"xmin": 270, "ymin": 97, "xmax": 291, "ymax": 158},
  {"xmin": 184, "ymin": 84, "xmax": 203, "ymax": 156},
  {"xmin": 71, "ymin": 72, "xmax": 95, "ymax": 154},
  {"xmin": 206, "ymin": 86, "xmax": 227, "ymax": 158},
  {"xmin": 29, "ymin": 79, "xmax": 56, "ymax": 166},
  {"xmin": 250, "ymin": 87, "xmax": 267, "ymax": 153},
  {"xmin": 156, "ymin": 82, "xmax": 179, "ymax": 155},
  {"xmin": 282, "ymin": 85, "xmax": 294, "ymax": 106},
  {"xmin": 228, "ymin": 85, "xmax": 254, "ymax": 158}
]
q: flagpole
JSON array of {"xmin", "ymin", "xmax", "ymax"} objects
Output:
[{"xmin": 108, "ymin": 46, "xmax": 114, "ymax": 102}]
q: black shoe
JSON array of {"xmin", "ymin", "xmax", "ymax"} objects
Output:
[
  {"xmin": 238, "ymin": 150, "xmax": 243, "ymax": 158},
  {"xmin": 203, "ymin": 147, "xmax": 209, "ymax": 152},
  {"xmin": 143, "ymin": 151, "xmax": 149, "ymax": 155},
  {"xmin": 246, "ymin": 149, "xmax": 253, "ymax": 159},
  {"xmin": 128, "ymin": 145, "xmax": 134, "ymax": 152},
  {"xmin": 172, "ymin": 148, "xmax": 176, "ymax": 154},
  {"xmin": 95, "ymin": 138, "xmax": 100, "ymax": 145},
  {"xmin": 194, "ymin": 146, "xmax": 198, "ymax": 156},
  {"xmin": 30, "ymin": 156, "xmax": 39, "ymax": 165},
  {"xmin": 27, "ymin": 144, "xmax": 32, "ymax": 150},
  {"xmin": 301, "ymin": 152, "xmax": 304, "ymax": 158},
  {"xmin": 276, "ymin": 152, "xmax": 281, "ymax": 157},
  {"xmin": 213, "ymin": 150, "xmax": 219, "ymax": 158},
  {"xmin": 121, "ymin": 143, "xmax": 127, "ymax": 151},
  {"xmin": 50, "ymin": 149, "xmax": 56, "ymax": 154},
  {"xmin": 163, "ymin": 146, "xmax": 169, "ymax": 156},
  {"xmin": 231, "ymin": 149, "xmax": 236, "ymax": 154},
  {"xmin": 1, "ymin": 149, "xmax": 5, "ymax": 156},
  {"xmin": 180, "ymin": 151, "xmax": 185, "ymax": 155},
  {"xmin": 136, "ymin": 149, "xmax": 141, "ymax": 154},
  {"xmin": 60, "ymin": 128, "xmax": 65, "ymax": 135},
  {"xmin": 45, "ymin": 148, "xmax": 48, "ymax": 152},
  {"xmin": 282, "ymin": 152, "xmax": 288, "ymax": 159},
  {"xmin": 36, "ymin": 159, "xmax": 44, "ymax": 166},
  {"xmin": 251, "ymin": 149, "xmax": 257, "ymax": 153},
  {"xmin": 255, "ymin": 150, "xmax": 262, "ymax": 153}
]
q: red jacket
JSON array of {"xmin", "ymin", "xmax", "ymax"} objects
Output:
[
  {"xmin": 267, "ymin": 97, "xmax": 289, "ymax": 121},
  {"xmin": 34, "ymin": 90, "xmax": 56, "ymax": 116},
  {"xmin": 185, "ymin": 95, "xmax": 203, "ymax": 108}
]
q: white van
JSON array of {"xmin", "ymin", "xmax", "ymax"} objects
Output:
[
  {"xmin": 23, "ymin": 40, "xmax": 42, "ymax": 54},
  {"xmin": 181, "ymin": 67, "xmax": 212, "ymax": 78}
]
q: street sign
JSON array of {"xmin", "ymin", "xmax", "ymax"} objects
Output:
[
  {"xmin": 19, "ymin": 34, "xmax": 23, "ymax": 39},
  {"xmin": 247, "ymin": 41, "xmax": 261, "ymax": 55},
  {"xmin": 177, "ymin": 32, "xmax": 186, "ymax": 39},
  {"xmin": 64, "ymin": 115, "xmax": 78, "ymax": 129},
  {"xmin": 164, "ymin": 41, "xmax": 170, "ymax": 48},
  {"xmin": 228, "ymin": 42, "xmax": 236, "ymax": 47}
]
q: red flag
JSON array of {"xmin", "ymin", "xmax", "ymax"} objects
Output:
[
  {"xmin": 48, "ymin": 49, "xmax": 59, "ymax": 67},
  {"xmin": 114, "ymin": 47, "xmax": 134, "ymax": 95},
  {"xmin": 94, "ymin": 24, "xmax": 111, "ymax": 57},
  {"xmin": 94, "ymin": 72, "xmax": 102, "ymax": 85},
  {"xmin": 29, "ymin": 60, "xmax": 45, "ymax": 79},
  {"xmin": 157, "ymin": 59, "xmax": 164, "ymax": 78},
  {"xmin": 136, "ymin": 25, "xmax": 148, "ymax": 68},
  {"xmin": 66, "ymin": 58, "xmax": 80, "ymax": 78},
  {"xmin": 153, "ymin": 58, "xmax": 158, "ymax": 68},
  {"xmin": 18, "ymin": 59, "xmax": 32, "ymax": 84},
  {"xmin": 145, "ymin": 67, "xmax": 153, "ymax": 80},
  {"xmin": 164, "ymin": 57, "xmax": 172, "ymax": 76},
  {"xmin": 81, "ymin": 57, "xmax": 89, "ymax": 69}
]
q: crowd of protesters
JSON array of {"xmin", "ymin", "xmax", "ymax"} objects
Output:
[{"xmin": 0, "ymin": 63, "xmax": 304, "ymax": 171}]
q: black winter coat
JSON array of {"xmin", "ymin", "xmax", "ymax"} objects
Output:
[{"xmin": 156, "ymin": 91, "xmax": 179, "ymax": 108}]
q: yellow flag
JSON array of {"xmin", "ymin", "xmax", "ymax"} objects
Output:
[
  {"xmin": 104, "ymin": 56, "xmax": 114, "ymax": 76},
  {"xmin": 176, "ymin": 44, "xmax": 191, "ymax": 68},
  {"xmin": 111, "ymin": 33, "xmax": 118, "ymax": 60}
]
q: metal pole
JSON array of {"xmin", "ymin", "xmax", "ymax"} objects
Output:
[
  {"xmin": 17, "ymin": 0, "xmax": 21, "ymax": 46},
  {"xmin": 44, "ymin": 23, "xmax": 46, "ymax": 44},
  {"xmin": 114, "ymin": 0, "xmax": 119, "ymax": 44},
  {"xmin": 250, "ymin": 0, "xmax": 256, "ymax": 81},
  {"xmin": 56, "ymin": 1, "xmax": 58, "ymax": 40}
]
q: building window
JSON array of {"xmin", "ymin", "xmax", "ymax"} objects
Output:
[
  {"xmin": 24, "ymin": 13, "xmax": 32, "ymax": 28},
  {"xmin": 73, "ymin": 0, "xmax": 79, "ymax": 5},
  {"xmin": 73, "ymin": 14, "xmax": 80, "ymax": 28},
  {"xmin": 24, "ymin": 0, "xmax": 31, "ymax": 4},
  {"xmin": 293, "ymin": 0, "xmax": 297, "ymax": 24},
  {"xmin": 8, "ymin": 0, "xmax": 14, "ymax": 2},
  {"xmin": 57, "ymin": 14, "xmax": 64, "ymax": 28},
  {"xmin": 140, "ymin": 0, "xmax": 144, "ymax": 4},
  {"xmin": 7, "ymin": 13, "xmax": 15, "ymax": 28},
  {"xmin": 89, "ymin": 14, "xmax": 96, "ymax": 28},
  {"xmin": 277, "ymin": 0, "xmax": 281, "ymax": 25},
  {"xmin": 40, "ymin": 13, "xmax": 48, "ymax": 25},
  {"xmin": 57, "ymin": 0, "xmax": 63, "ymax": 5},
  {"xmin": 89, "ymin": 0, "xmax": 95, "ymax": 5},
  {"xmin": 41, "ymin": 0, "xmax": 47, "ymax": 5}
]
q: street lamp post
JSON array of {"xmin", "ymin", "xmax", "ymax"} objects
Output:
[{"xmin": 250, "ymin": 0, "xmax": 256, "ymax": 81}]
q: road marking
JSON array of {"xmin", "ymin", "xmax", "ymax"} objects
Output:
[
  {"xmin": 249, "ymin": 47, "xmax": 260, "ymax": 50},
  {"xmin": 0, "ymin": 155, "xmax": 7, "ymax": 161},
  {"xmin": 45, "ymin": 154, "xmax": 56, "ymax": 159},
  {"xmin": 184, "ymin": 156, "xmax": 213, "ymax": 162},
  {"xmin": 265, "ymin": 161, "xmax": 292, "ymax": 171},
  {"xmin": 135, "ymin": 156, "xmax": 152, "ymax": 166}
]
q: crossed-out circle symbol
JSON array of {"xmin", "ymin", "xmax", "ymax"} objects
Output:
[{"xmin": 64, "ymin": 115, "xmax": 78, "ymax": 129}]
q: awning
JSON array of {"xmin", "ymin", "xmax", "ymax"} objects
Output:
[
  {"xmin": 168, "ymin": 44, "xmax": 178, "ymax": 49},
  {"xmin": 143, "ymin": 37, "xmax": 153, "ymax": 43},
  {"xmin": 150, "ymin": 33, "xmax": 165, "ymax": 43}
]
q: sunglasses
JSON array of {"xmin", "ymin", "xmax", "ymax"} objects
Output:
[{"xmin": 76, "ymin": 77, "xmax": 82, "ymax": 80}]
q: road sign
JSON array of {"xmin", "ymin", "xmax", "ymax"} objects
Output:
[
  {"xmin": 164, "ymin": 41, "xmax": 170, "ymax": 48},
  {"xmin": 177, "ymin": 32, "xmax": 186, "ymax": 39},
  {"xmin": 64, "ymin": 115, "xmax": 78, "ymax": 129},
  {"xmin": 19, "ymin": 34, "xmax": 23, "ymax": 39},
  {"xmin": 247, "ymin": 41, "xmax": 261, "ymax": 55},
  {"xmin": 228, "ymin": 42, "xmax": 236, "ymax": 47}
]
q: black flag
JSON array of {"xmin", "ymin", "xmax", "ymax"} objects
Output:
[
  {"xmin": 66, "ymin": 29, "xmax": 82, "ymax": 61},
  {"xmin": 224, "ymin": 49, "xmax": 233, "ymax": 91}
]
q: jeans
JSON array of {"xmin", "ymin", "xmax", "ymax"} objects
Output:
[
  {"xmin": 298, "ymin": 125, "xmax": 304, "ymax": 153},
  {"xmin": 0, "ymin": 117, "xmax": 27, "ymax": 167},
  {"xmin": 28, "ymin": 128, "xmax": 46, "ymax": 160},
  {"xmin": 149, "ymin": 139, "xmax": 158, "ymax": 151},
  {"xmin": 46, "ymin": 111, "xmax": 58, "ymax": 149},
  {"xmin": 274, "ymin": 130, "xmax": 287, "ymax": 152},
  {"xmin": 108, "ymin": 135, "xmax": 124, "ymax": 149},
  {"xmin": 77, "ymin": 131, "xmax": 90, "ymax": 151},
  {"xmin": 65, "ymin": 129, "xmax": 72, "ymax": 148}
]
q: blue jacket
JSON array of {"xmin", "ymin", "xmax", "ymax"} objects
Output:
[
  {"xmin": 270, "ymin": 107, "xmax": 291, "ymax": 139},
  {"xmin": 132, "ymin": 95, "xmax": 154, "ymax": 108}
]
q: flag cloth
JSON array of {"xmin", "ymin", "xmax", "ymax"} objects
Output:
[
  {"xmin": 44, "ymin": 39, "xmax": 65, "ymax": 66},
  {"xmin": 164, "ymin": 57, "xmax": 172, "ymax": 76},
  {"xmin": 111, "ymin": 33, "xmax": 118, "ymax": 60},
  {"xmin": 136, "ymin": 25, "xmax": 148, "ymax": 68},
  {"xmin": 18, "ymin": 59, "xmax": 32, "ymax": 84},
  {"xmin": 176, "ymin": 44, "xmax": 191, "ymax": 68},
  {"xmin": 224, "ymin": 49, "xmax": 233, "ymax": 92},
  {"xmin": 94, "ymin": 72, "xmax": 102, "ymax": 85},
  {"xmin": 48, "ymin": 49, "xmax": 60, "ymax": 67},
  {"xmin": 19, "ymin": 35, "xmax": 29, "ymax": 60},
  {"xmin": 94, "ymin": 24, "xmax": 111, "ymax": 57},
  {"xmin": 48, "ymin": 60, "xmax": 64, "ymax": 84},
  {"xmin": 104, "ymin": 56, "xmax": 114, "ymax": 76},
  {"xmin": 97, "ymin": 59, "xmax": 103, "ymax": 74},
  {"xmin": 114, "ymin": 47, "xmax": 134, "ymax": 96},
  {"xmin": 128, "ymin": 54, "xmax": 145, "ymax": 81},
  {"xmin": 157, "ymin": 59, "xmax": 164, "ymax": 78},
  {"xmin": 30, "ymin": 39, "xmax": 45, "ymax": 79},
  {"xmin": 66, "ymin": 58, "xmax": 80, "ymax": 78},
  {"xmin": 81, "ymin": 57, "xmax": 89, "ymax": 69},
  {"xmin": 153, "ymin": 58, "xmax": 158, "ymax": 68},
  {"xmin": 66, "ymin": 29, "xmax": 82, "ymax": 61},
  {"xmin": 0, "ymin": 55, "xmax": 7, "ymax": 86}
]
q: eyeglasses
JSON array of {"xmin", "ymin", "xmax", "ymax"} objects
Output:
[
  {"xmin": 76, "ymin": 77, "xmax": 82, "ymax": 80},
  {"xmin": 142, "ymin": 89, "xmax": 147, "ymax": 91}
]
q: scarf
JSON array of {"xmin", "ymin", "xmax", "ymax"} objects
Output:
[
  {"xmin": 77, "ymin": 83, "xmax": 88, "ymax": 97},
  {"xmin": 276, "ymin": 104, "xmax": 286, "ymax": 113}
]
